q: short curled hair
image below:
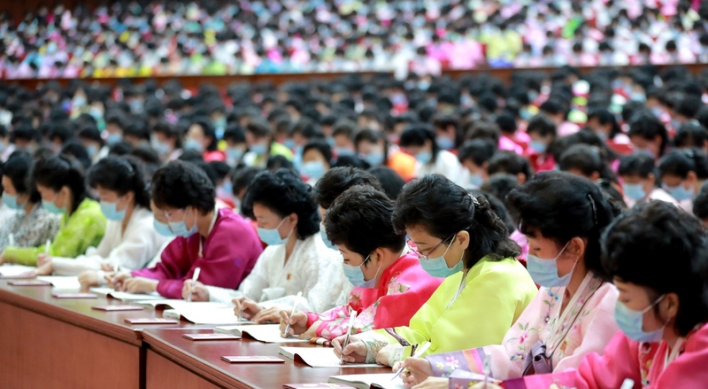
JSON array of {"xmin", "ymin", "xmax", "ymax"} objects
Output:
[
  {"xmin": 242, "ymin": 169, "xmax": 320, "ymax": 240},
  {"xmin": 507, "ymin": 171, "xmax": 619, "ymax": 281},
  {"xmin": 88, "ymin": 156, "xmax": 150, "ymax": 209},
  {"xmin": 392, "ymin": 174, "xmax": 520, "ymax": 268},
  {"xmin": 2, "ymin": 151, "xmax": 40, "ymax": 203},
  {"xmin": 151, "ymin": 160, "xmax": 216, "ymax": 214},
  {"xmin": 312, "ymin": 167, "xmax": 383, "ymax": 209},
  {"xmin": 325, "ymin": 185, "xmax": 405, "ymax": 258},
  {"xmin": 601, "ymin": 201, "xmax": 708, "ymax": 336}
]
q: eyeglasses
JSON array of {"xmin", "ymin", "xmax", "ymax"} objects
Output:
[{"xmin": 406, "ymin": 233, "xmax": 455, "ymax": 260}]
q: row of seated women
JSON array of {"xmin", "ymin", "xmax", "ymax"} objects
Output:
[{"xmin": 0, "ymin": 150, "xmax": 706, "ymax": 389}]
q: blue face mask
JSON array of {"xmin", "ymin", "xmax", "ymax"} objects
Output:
[
  {"xmin": 436, "ymin": 136, "xmax": 454, "ymax": 150},
  {"xmin": 623, "ymin": 183, "xmax": 646, "ymax": 201},
  {"xmin": 342, "ymin": 254, "xmax": 380, "ymax": 288},
  {"xmin": 153, "ymin": 219, "xmax": 175, "ymax": 237},
  {"xmin": 152, "ymin": 138, "xmax": 170, "ymax": 155},
  {"xmin": 415, "ymin": 151, "xmax": 432, "ymax": 164},
  {"xmin": 319, "ymin": 223, "xmax": 335, "ymax": 250},
  {"xmin": 250, "ymin": 142, "xmax": 268, "ymax": 156},
  {"xmin": 526, "ymin": 242, "xmax": 577, "ymax": 288},
  {"xmin": 86, "ymin": 144, "xmax": 98, "ymax": 158},
  {"xmin": 219, "ymin": 181, "xmax": 234, "ymax": 198},
  {"xmin": 43, "ymin": 199, "xmax": 66, "ymax": 215},
  {"xmin": 364, "ymin": 152, "xmax": 385, "ymax": 167},
  {"xmin": 227, "ymin": 147, "xmax": 244, "ymax": 161},
  {"xmin": 335, "ymin": 147, "xmax": 354, "ymax": 157},
  {"xmin": 284, "ymin": 139, "xmax": 295, "ymax": 149},
  {"xmin": 529, "ymin": 140, "xmax": 547, "ymax": 153},
  {"xmin": 301, "ymin": 161, "xmax": 326, "ymax": 180},
  {"xmin": 168, "ymin": 210, "xmax": 199, "ymax": 238},
  {"xmin": 257, "ymin": 218, "xmax": 293, "ymax": 246},
  {"xmin": 614, "ymin": 296, "xmax": 667, "ymax": 343},
  {"xmin": 665, "ymin": 184, "xmax": 693, "ymax": 201},
  {"xmin": 418, "ymin": 237, "xmax": 464, "ymax": 278},
  {"xmin": 100, "ymin": 200, "xmax": 126, "ymax": 221},
  {"xmin": 106, "ymin": 132, "xmax": 123, "ymax": 145},
  {"xmin": 184, "ymin": 138, "xmax": 204, "ymax": 152},
  {"xmin": 469, "ymin": 173, "xmax": 484, "ymax": 188},
  {"xmin": 2, "ymin": 193, "xmax": 23, "ymax": 210}
]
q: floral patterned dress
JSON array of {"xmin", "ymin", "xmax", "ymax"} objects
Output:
[{"xmin": 426, "ymin": 272, "xmax": 619, "ymax": 381}]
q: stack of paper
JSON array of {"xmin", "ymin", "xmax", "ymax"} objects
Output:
[
  {"xmin": 36, "ymin": 276, "xmax": 81, "ymax": 290},
  {"xmin": 328, "ymin": 374, "xmax": 406, "ymax": 389},
  {"xmin": 90, "ymin": 287, "xmax": 163, "ymax": 301},
  {"xmin": 214, "ymin": 324, "xmax": 310, "ymax": 343},
  {"xmin": 279, "ymin": 347, "xmax": 378, "ymax": 368},
  {"xmin": 0, "ymin": 264, "xmax": 36, "ymax": 277}
]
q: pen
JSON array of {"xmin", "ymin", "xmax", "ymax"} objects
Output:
[
  {"xmin": 186, "ymin": 267, "xmax": 201, "ymax": 302},
  {"xmin": 619, "ymin": 379, "xmax": 634, "ymax": 389},
  {"xmin": 237, "ymin": 296, "xmax": 243, "ymax": 323},
  {"xmin": 483, "ymin": 354, "xmax": 491, "ymax": 389},
  {"xmin": 339, "ymin": 310, "xmax": 358, "ymax": 364},
  {"xmin": 390, "ymin": 342, "xmax": 432, "ymax": 381},
  {"xmin": 44, "ymin": 240, "xmax": 50, "ymax": 255},
  {"xmin": 282, "ymin": 291, "xmax": 302, "ymax": 337},
  {"xmin": 8, "ymin": 233, "xmax": 14, "ymax": 247}
]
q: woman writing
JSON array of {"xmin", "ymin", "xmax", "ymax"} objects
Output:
[{"xmin": 333, "ymin": 174, "xmax": 537, "ymax": 365}]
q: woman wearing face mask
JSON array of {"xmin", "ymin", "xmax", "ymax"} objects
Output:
[
  {"xmin": 493, "ymin": 201, "xmax": 708, "ymax": 389},
  {"xmin": 355, "ymin": 128, "xmax": 417, "ymax": 181},
  {"xmin": 300, "ymin": 139, "xmax": 332, "ymax": 184},
  {"xmin": 619, "ymin": 152, "xmax": 678, "ymax": 208},
  {"xmin": 657, "ymin": 148, "xmax": 708, "ymax": 213},
  {"xmin": 279, "ymin": 185, "xmax": 442, "ymax": 340},
  {"xmin": 400, "ymin": 124, "xmax": 467, "ymax": 187},
  {"xmin": 107, "ymin": 161, "xmax": 262, "ymax": 297},
  {"xmin": 0, "ymin": 155, "xmax": 106, "ymax": 266},
  {"xmin": 182, "ymin": 169, "xmax": 346, "ymax": 322},
  {"xmin": 184, "ymin": 118, "xmax": 224, "ymax": 162},
  {"xmin": 0, "ymin": 152, "xmax": 60, "ymax": 253},
  {"xmin": 34, "ymin": 157, "xmax": 169, "ymax": 283},
  {"xmin": 399, "ymin": 172, "xmax": 621, "ymax": 388},
  {"xmin": 333, "ymin": 174, "xmax": 537, "ymax": 366}
]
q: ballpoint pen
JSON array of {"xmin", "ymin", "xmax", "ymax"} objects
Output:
[
  {"xmin": 186, "ymin": 267, "xmax": 201, "ymax": 302},
  {"xmin": 390, "ymin": 342, "xmax": 432, "ymax": 381},
  {"xmin": 282, "ymin": 291, "xmax": 303, "ymax": 337},
  {"xmin": 339, "ymin": 310, "xmax": 358, "ymax": 364}
]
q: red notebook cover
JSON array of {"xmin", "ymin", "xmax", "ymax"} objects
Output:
[
  {"xmin": 221, "ymin": 356, "xmax": 284, "ymax": 364},
  {"xmin": 283, "ymin": 384, "xmax": 356, "ymax": 389},
  {"xmin": 92, "ymin": 305, "xmax": 145, "ymax": 312},
  {"xmin": 183, "ymin": 333, "xmax": 241, "ymax": 341},
  {"xmin": 8, "ymin": 280, "xmax": 51, "ymax": 286},
  {"xmin": 124, "ymin": 318, "xmax": 179, "ymax": 325},
  {"xmin": 52, "ymin": 292, "xmax": 98, "ymax": 299}
]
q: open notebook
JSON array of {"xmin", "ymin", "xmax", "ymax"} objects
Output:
[
  {"xmin": 163, "ymin": 306, "xmax": 245, "ymax": 325},
  {"xmin": 327, "ymin": 374, "xmax": 407, "ymax": 389},
  {"xmin": 36, "ymin": 276, "xmax": 81, "ymax": 290},
  {"xmin": 279, "ymin": 347, "xmax": 377, "ymax": 368},
  {"xmin": 90, "ymin": 287, "xmax": 162, "ymax": 301},
  {"xmin": 0, "ymin": 264, "xmax": 36, "ymax": 277},
  {"xmin": 214, "ymin": 324, "xmax": 309, "ymax": 343}
]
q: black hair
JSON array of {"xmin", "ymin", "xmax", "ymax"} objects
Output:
[
  {"xmin": 242, "ymin": 169, "xmax": 320, "ymax": 240},
  {"xmin": 208, "ymin": 161, "xmax": 231, "ymax": 182},
  {"xmin": 332, "ymin": 119, "xmax": 358, "ymax": 139},
  {"xmin": 33, "ymin": 155, "xmax": 87, "ymax": 215},
  {"xmin": 509, "ymin": 171, "xmax": 618, "ymax": 281},
  {"xmin": 392, "ymin": 174, "xmax": 520, "ymax": 268},
  {"xmin": 488, "ymin": 150, "xmax": 534, "ymax": 182},
  {"xmin": 587, "ymin": 108, "xmax": 622, "ymax": 139},
  {"xmin": 231, "ymin": 166, "xmax": 264, "ymax": 199},
  {"xmin": 458, "ymin": 139, "xmax": 497, "ymax": 166},
  {"xmin": 658, "ymin": 148, "xmax": 708, "ymax": 180},
  {"xmin": 266, "ymin": 155, "xmax": 294, "ymax": 171},
  {"xmin": 49, "ymin": 125, "xmax": 74, "ymax": 143},
  {"xmin": 325, "ymin": 185, "xmax": 405, "ymax": 259},
  {"xmin": 2, "ymin": 152, "xmax": 40, "ymax": 203},
  {"xmin": 468, "ymin": 189, "xmax": 515, "ymax": 235},
  {"xmin": 151, "ymin": 160, "xmax": 216, "ymax": 214},
  {"xmin": 399, "ymin": 124, "xmax": 440, "ymax": 163},
  {"xmin": 60, "ymin": 142, "xmax": 92, "ymax": 170},
  {"xmin": 693, "ymin": 181, "xmax": 708, "ymax": 220},
  {"xmin": 108, "ymin": 141, "xmax": 133, "ymax": 156},
  {"xmin": 495, "ymin": 113, "xmax": 517, "ymax": 135},
  {"xmin": 368, "ymin": 166, "xmax": 405, "ymax": 201},
  {"xmin": 245, "ymin": 118, "xmax": 273, "ymax": 138},
  {"xmin": 355, "ymin": 129, "xmax": 388, "ymax": 162},
  {"xmin": 618, "ymin": 152, "xmax": 657, "ymax": 179},
  {"xmin": 223, "ymin": 124, "xmax": 246, "ymax": 143},
  {"xmin": 526, "ymin": 114, "xmax": 557, "ymax": 138},
  {"xmin": 675, "ymin": 95, "xmax": 703, "ymax": 119},
  {"xmin": 559, "ymin": 144, "xmax": 619, "ymax": 183},
  {"xmin": 480, "ymin": 173, "xmax": 522, "ymax": 224},
  {"xmin": 78, "ymin": 126, "xmax": 104, "ymax": 146},
  {"xmin": 88, "ymin": 156, "xmax": 150, "ymax": 208},
  {"xmin": 153, "ymin": 121, "xmax": 183, "ymax": 148},
  {"xmin": 312, "ymin": 167, "xmax": 384, "ymax": 209},
  {"xmin": 674, "ymin": 123, "xmax": 708, "ymax": 149},
  {"xmin": 627, "ymin": 112, "xmax": 668, "ymax": 156},
  {"xmin": 302, "ymin": 139, "xmax": 333, "ymax": 164},
  {"xmin": 123, "ymin": 121, "xmax": 151, "ymax": 143},
  {"xmin": 189, "ymin": 117, "xmax": 218, "ymax": 151},
  {"xmin": 601, "ymin": 201, "xmax": 708, "ymax": 336}
]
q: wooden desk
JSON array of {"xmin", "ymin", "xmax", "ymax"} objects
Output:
[
  {"xmin": 0, "ymin": 281, "xmax": 188, "ymax": 389},
  {"xmin": 143, "ymin": 328, "xmax": 389, "ymax": 389}
]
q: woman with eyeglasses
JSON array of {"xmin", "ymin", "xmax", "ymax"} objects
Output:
[
  {"xmin": 0, "ymin": 155, "xmax": 106, "ymax": 266},
  {"xmin": 398, "ymin": 172, "xmax": 622, "ymax": 388},
  {"xmin": 106, "ymin": 160, "xmax": 263, "ymax": 297},
  {"xmin": 333, "ymin": 174, "xmax": 537, "ymax": 366}
]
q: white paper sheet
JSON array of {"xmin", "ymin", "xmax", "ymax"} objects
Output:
[
  {"xmin": 163, "ymin": 306, "xmax": 244, "ymax": 325},
  {"xmin": 328, "ymin": 374, "xmax": 406, "ymax": 389},
  {"xmin": 0, "ymin": 264, "xmax": 36, "ymax": 276},
  {"xmin": 279, "ymin": 347, "xmax": 377, "ymax": 368},
  {"xmin": 90, "ymin": 287, "xmax": 163, "ymax": 301},
  {"xmin": 134, "ymin": 299, "xmax": 225, "ymax": 310},
  {"xmin": 36, "ymin": 276, "xmax": 81, "ymax": 290},
  {"xmin": 217, "ymin": 324, "xmax": 310, "ymax": 343}
]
